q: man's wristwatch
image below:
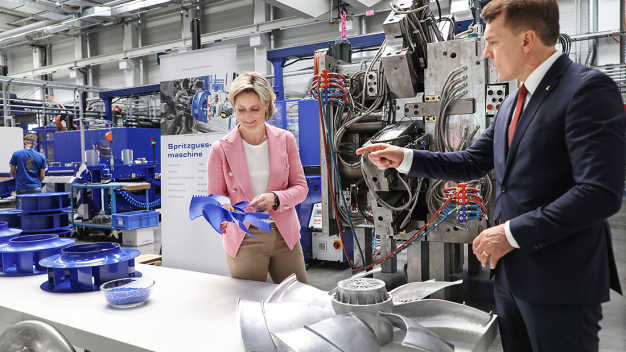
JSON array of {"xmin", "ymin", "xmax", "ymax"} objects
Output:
[{"xmin": 272, "ymin": 192, "xmax": 280, "ymax": 209}]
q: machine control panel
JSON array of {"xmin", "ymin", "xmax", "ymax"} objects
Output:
[{"xmin": 485, "ymin": 84, "xmax": 509, "ymax": 116}]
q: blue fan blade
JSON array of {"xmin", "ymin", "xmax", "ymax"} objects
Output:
[
  {"xmin": 190, "ymin": 194, "xmax": 230, "ymax": 220},
  {"xmin": 233, "ymin": 201, "xmax": 250, "ymax": 209},
  {"xmin": 189, "ymin": 196, "xmax": 207, "ymax": 220},
  {"xmin": 239, "ymin": 214, "xmax": 273, "ymax": 233},
  {"xmin": 235, "ymin": 219, "xmax": 258, "ymax": 240},
  {"xmin": 244, "ymin": 211, "xmax": 271, "ymax": 219},
  {"xmin": 201, "ymin": 204, "xmax": 228, "ymax": 234}
]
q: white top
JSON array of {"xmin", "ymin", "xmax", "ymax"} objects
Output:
[
  {"xmin": 398, "ymin": 50, "xmax": 562, "ymax": 249},
  {"xmin": 242, "ymin": 139, "xmax": 270, "ymax": 198},
  {"xmin": 0, "ymin": 264, "xmax": 276, "ymax": 352}
]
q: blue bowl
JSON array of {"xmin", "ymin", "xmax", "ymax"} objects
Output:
[{"xmin": 100, "ymin": 278, "xmax": 154, "ymax": 308}]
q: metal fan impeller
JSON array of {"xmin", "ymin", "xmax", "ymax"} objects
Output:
[{"xmin": 237, "ymin": 274, "xmax": 498, "ymax": 352}]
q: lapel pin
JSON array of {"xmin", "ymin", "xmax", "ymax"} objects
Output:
[{"xmin": 546, "ymin": 85, "xmax": 550, "ymax": 91}]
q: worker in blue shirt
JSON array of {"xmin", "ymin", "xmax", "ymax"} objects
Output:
[{"xmin": 9, "ymin": 134, "xmax": 47, "ymax": 208}]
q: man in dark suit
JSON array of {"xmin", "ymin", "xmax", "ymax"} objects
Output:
[{"xmin": 356, "ymin": 0, "xmax": 624, "ymax": 350}]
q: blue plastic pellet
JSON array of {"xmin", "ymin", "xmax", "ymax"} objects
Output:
[{"xmin": 105, "ymin": 287, "xmax": 150, "ymax": 306}]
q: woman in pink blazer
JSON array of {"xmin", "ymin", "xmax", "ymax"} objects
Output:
[{"xmin": 207, "ymin": 72, "xmax": 308, "ymax": 284}]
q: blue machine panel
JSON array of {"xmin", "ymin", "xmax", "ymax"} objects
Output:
[
  {"xmin": 297, "ymin": 99, "xmax": 321, "ymax": 167},
  {"xmin": 53, "ymin": 128, "xmax": 161, "ymax": 172},
  {"xmin": 271, "ymin": 99, "xmax": 320, "ymax": 168},
  {"xmin": 296, "ymin": 176, "xmax": 321, "ymax": 262}
]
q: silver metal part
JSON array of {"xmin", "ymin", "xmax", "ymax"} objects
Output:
[
  {"xmin": 271, "ymin": 329, "xmax": 343, "ymax": 352},
  {"xmin": 331, "ymin": 278, "xmax": 394, "ymax": 345},
  {"xmin": 379, "ymin": 312, "xmax": 455, "ymax": 351},
  {"xmin": 404, "ymin": 99, "xmax": 475, "ymax": 117},
  {"xmin": 381, "ymin": 38, "xmax": 420, "ymax": 98},
  {"xmin": 0, "ymin": 320, "xmax": 76, "ymax": 352},
  {"xmin": 305, "ymin": 314, "xmax": 380, "ymax": 352},
  {"xmin": 365, "ymin": 69, "xmax": 380, "ymax": 98},
  {"xmin": 262, "ymin": 302, "xmax": 336, "ymax": 334},
  {"xmin": 389, "ymin": 279, "xmax": 463, "ymax": 304},
  {"xmin": 266, "ymin": 273, "xmax": 332, "ymax": 308},
  {"xmin": 236, "ymin": 299, "xmax": 276, "ymax": 352},
  {"xmin": 237, "ymin": 275, "xmax": 498, "ymax": 352},
  {"xmin": 392, "ymin": 299, "xmax": 494, "ymax": 328}
]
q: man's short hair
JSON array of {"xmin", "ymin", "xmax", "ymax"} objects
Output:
[
  {"xmin": 482, "ymin": 0, "xmax": 560, "ymax": 46},
  {"xmin": 23, "ymin": 134, "xmax": 37, "ymax": 143}
]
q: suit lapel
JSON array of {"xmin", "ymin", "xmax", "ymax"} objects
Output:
[
  {"xmin": 502, "ymin": 54, "xmax": 570, "ymax": 180},
  {"xmin": 266, "ymin": 123, "xmax": 288, "ymax": 192},
  {"xmin": 221, "ymin": 128, "xmax": 254, "ymax": 202}
]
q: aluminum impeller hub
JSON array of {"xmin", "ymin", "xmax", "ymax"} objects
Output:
[{"xmin": 332, "ymin": 277, "xmax": 394, "ymax": 345}]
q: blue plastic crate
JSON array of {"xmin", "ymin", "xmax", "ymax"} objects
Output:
[{"xmin": 112, "ymin": 210, "xmax": 159, "ymax": 230}]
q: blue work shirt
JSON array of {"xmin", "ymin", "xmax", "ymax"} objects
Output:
[{"xmin": 9, "ymin": 148, "xmax": 47, "ymax": 191}]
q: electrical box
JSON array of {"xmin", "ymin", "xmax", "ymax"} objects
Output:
[{"xmin": 311, "ymin": 230, "xmax": 353, "ymax": 263}]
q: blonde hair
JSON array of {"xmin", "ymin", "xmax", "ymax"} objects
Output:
[{"xmin": 228, "ymin": 72, "xmax": 276, "ymax": 121}]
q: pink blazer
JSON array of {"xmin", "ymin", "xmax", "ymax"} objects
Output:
[{"xmin": 207, "ymin": 123, "xmax": 309, "ymax": 257}]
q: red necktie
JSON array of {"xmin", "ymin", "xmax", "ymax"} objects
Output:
[{"xmin": 508, "ymin": 84, "xmax": 529, "ymax": 147}]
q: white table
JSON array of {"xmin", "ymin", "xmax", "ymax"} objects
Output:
[{"xmin": 0, "ymin": 264, "xmax": 276, "ymax": 352}]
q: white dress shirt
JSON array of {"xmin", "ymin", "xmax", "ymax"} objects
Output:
[{"xmin": 397, "ymin": 49, "xmax": 561, "ymax": 248}]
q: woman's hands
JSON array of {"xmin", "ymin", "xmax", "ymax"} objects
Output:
[
  {"xmin": 219, "ymin": 194, "xmax": 275, "ymax": 234},
  {"xmin": 249, "ymin": 193, "xmax": 276, "ymax": 213},
  {"xmin": 220, "ymin": 203, "xmax": 236, "ymax": 234}
]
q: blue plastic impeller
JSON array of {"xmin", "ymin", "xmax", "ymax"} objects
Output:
[{"xmin": 189, "ymin": 194, "xmax": 272, "ymax": 240}]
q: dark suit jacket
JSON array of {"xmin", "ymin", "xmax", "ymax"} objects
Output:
[{"xmin": 408, "ymin": 54, "xmax": 624, "ymax": 305}]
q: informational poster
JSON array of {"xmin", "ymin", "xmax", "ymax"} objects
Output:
[
  {"xmin": 160, "ymin": 46, "xmax": 238, "ymax": 136},
  {"xmin": 161, "ymin": 132, "xmax": 230, "ymax": 275}
]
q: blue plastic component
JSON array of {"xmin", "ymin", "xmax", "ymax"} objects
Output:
[
  {"xmin": 189, "ymin": 194, "xmax": 272, "ymax": 240},
  {"xmin": 0, "ymin": 210, "xmax": 21, "ymax": 228},
  {"xmin": 20, "ymin": 212, "xmax": 71, "ymax": 231},
  {"xmin": 0, "ymin": 178, "xmax": 15, "ymax": 198},
  {"xmin": 0, "ymin": 222, "xmax": 21, "ymax": 244},
  {"xmin": 191, "ymin": 90, "xmax": 211, "ymax": 123},
  {"xmin": 39, "ymin": 242, "xmax": 141, "ymax": 293},
  {"xmin": 0, "ymin": 234, "xmax": 75, "ymax": 276},
  {"xmin": 18, "ymin": 192, "xmax": 70, "ymax": 213},
  {"xmin": 112, "ymin": 210, "xmax": 159, "ymax": 230}
]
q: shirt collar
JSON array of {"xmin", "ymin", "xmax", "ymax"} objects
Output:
[{"xmin": 522, "ymin": 49, "xmax": 560, "ymax": 95}]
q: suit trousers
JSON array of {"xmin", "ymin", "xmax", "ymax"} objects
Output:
[
  {"xmin": 224, "ymin": 223, "xmax": 308, "ymax": 284},
  {"xmin": 494, "ymin": 263, "xmax": 602, "ymax": 352}
]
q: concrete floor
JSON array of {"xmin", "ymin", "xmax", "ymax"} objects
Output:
[{"xmin": 1, "ymin": 204, "xmax": 625, "ymax": 351}]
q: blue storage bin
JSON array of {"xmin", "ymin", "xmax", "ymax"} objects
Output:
[{"xmin": 112, "ymin": 211, "xmax": 159, "ymax": 230}]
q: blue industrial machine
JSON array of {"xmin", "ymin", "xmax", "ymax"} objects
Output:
[
  {"xmin": 271, "ymin": 99, "xmax": 321, "ymax": 168},
  {"xmin": 32, "ymin": 126, "xmax": 57, "ymax": 163},
  {"xmin": 53, "ymin": 128, "xmax": 160, "ymax": 173},
  {"xmin": 296, "ymin": 176, "xmax": 321, "ymax": 262},
  {"xmin": 99, "ymin": 84, "xmax": 160, "ymax": 122},
  {"xmin": 48, "ymin": 128, "xmax": 161, "ymax": 217}
]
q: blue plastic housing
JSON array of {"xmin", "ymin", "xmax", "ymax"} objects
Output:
[
  {"xmin": 39, "ymin": 242, "xmax": 141, "ymax": 293},
  {"xmin": 20, "ymin": 212, "xmax": 71, "ymax": 231},
  {"xmin": 0, "ymin": 209, "xmax": 21, "ymax": 228},
  {"xmin": 18, "ymin": 192, "xmax": 70, "ymax": 213},
  {"xmin": 0, "ymin": 178, "xmax": 15, "ymax": 198},
  {"xmin": 0, "ymin": 222, "xmax": 21, "ymax": 244},
  {"xmin": 0, "ymin": 234, "xmax": 75, "ymax": 276}
]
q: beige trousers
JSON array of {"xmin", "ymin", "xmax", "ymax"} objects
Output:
[{"xmin": 224, "ymin": 224, "xmax": 308, "ymax": 284}]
